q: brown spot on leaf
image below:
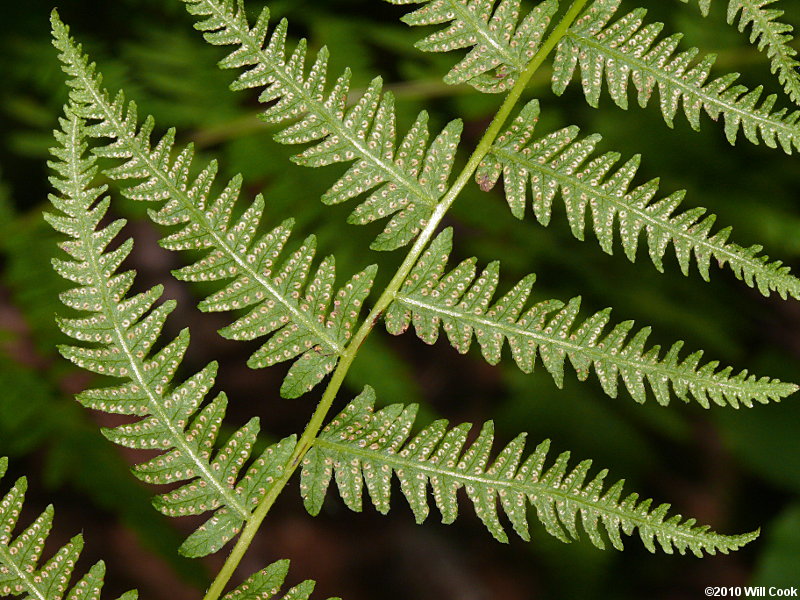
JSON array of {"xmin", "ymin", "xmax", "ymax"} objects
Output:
[{"xmin": 477, "ymin": 175, "xmax": 495, "ymax": 192}]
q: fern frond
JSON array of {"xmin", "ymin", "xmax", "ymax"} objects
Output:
[
  {"xmin": 476, "ymin": 100, "xmax": 800, "ymax": 298},
  {"xmin": 385, "ymin": 230, "xmax": 797, "ymax": 407},
  {"xmin": 47, "ymin": 109, "xmax": 298, "ymax": 558},
  {"xmin": 729, "ymin": 1, "xmax": 800, "ymax": 106},
  {"xmin": 0, "ymin": 457, "xmax": 137, "ymax": 600},
  {"xmin": 51, "ymin": 12, "xmax": 378, "ymax": 399},
  {"xmin": 170, "ymin": 0, "xmax": 465, "ymax": 251},
  {"xmin": 224, "ymin": 560, "xmax": 340, "ymax": 600},
  {"xmin": 679, "ymin": 1, "xmax": 800, "ymax": 106},
  {"xmin": 553, "ymin": 0, "xmax": 800, "ymax": 152},
  {"xmin": 383, "ymin": 0, "xmax": 558, "ymax": 93},
  {"xmin": 301, "ymin": 388, "xmax": 759, "ymax": 554}
]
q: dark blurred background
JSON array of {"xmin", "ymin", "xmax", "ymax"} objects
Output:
[{"xmin": 0, "ymin": 0, "xmax": 799, "ymax": 598}]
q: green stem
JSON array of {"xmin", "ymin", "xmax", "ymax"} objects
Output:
[{"xmin": 202, "ymin": 2, "xmax": 589, "ymax": 598}]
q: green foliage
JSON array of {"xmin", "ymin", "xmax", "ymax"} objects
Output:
[
  {"xmin": 727, "ymin": 1, "xmax": 800, "ymax": 105},
  {"xmin": 385, "ymin": 228, "xmax": 796, "ymax": 407},
  {"xmin": 0, "ymin": 457, "xmax": 137, "ymax": 600},
  {"xmin": 0, "ymin": 192, "xmax": 206, "ymax": 584},
  {"xmin": 478, "ymin": 100, "xmax": 800, "ymax": 297},
  {"xmin": 47, "ymin": 109, "xmax": 298, "ymax": 558},
  {"xmin": 180, "ymin": 0, "xmax": 466, "ymax": 252},
  {"xmin": 13, "ymin": 0, "xmax": 798, "ymax": 596},
  {"xmin": 554, "ymin": 0, "xmax": 800, "ymax": 152},
  {"xmin": 383, "ymin": 0, "xmax": 558, "ymax": 93},
  {"xmin": 224, "ymin": 560, "xmax": 339, "ymax": 600},
  {"xmin": 0, "ymin": 358, "xmax": 204, "ymax": 583},
  {"xmin": 680, "ymin": 0, "xmax": 800, "ymax": 106},
  {"xmin": 51, "ymin": 13, "xmax": 378, "ymax": 399},
  {"xmin": 301, "ymin": 387, "xmax": 758, "ymax": 555}
]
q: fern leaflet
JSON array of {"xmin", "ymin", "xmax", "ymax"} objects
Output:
[
  {"xmin": 47, "ymin": 109, "xmax": 298, "ymax": 558},
  {"xmin": 176, "ymin": 0, "xmax": 464, "ymax": 251},
  {"xmin": 52, "ymin": 13, "xmax": 378, "ymax": 399},
  {"xmin": 476, "ymin": 100, "xmax": 800, "ymax": 298},
  {"xmin": 553, "ymin": 0, "xmax": 800, "ymax": 152},
  {"xmin": 384, "ymin": 230, "xmax": 797, "ymax": 407},
  {"xmin": 679, "ymin": 0, "xmax": 800, "ymax": 106},
  {"xmin": 383, "ymin": 0, "xmax": 558, "ymax": 93},
  {"xmin": 727, "ymin": 0, "xmax": 800, "ymax": 107},
  {"xmin": 224, "ymin": 560, "xmax": 340, "ymax": 600},
  {"xmin": 301, "ymin": 388, "xmax": 759, "ymax": 554},
  {"xmin": 0, "ymin": 457, "xmax": 137, "ymax": 600}
]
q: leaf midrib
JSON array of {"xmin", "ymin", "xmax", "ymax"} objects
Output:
[
  {"xmin": 395, "ymin": 293, "xmax": 775, "ymax": 397},
  {"xmin": 440, "ymin": 0, "xmax": 521, "ymax": 68},
  {"xmin": 313, "ymin": 435, "xmax": 718, "ymax": 547},
  {"xmin": 63, "ymin": 116, "xmax": 250, "ymax": 521},
  {"xmin": 735, "ymin": 0, "xmax": 800, "ymax": 103},
  {"xmin": 201, "ymin": 0, "xmax": 441, "ymax": 210},
  {"xmin": 492, "ymin": 145, "xmax": 800, "ymax": 295},
  {"xmin": 564, "ymin": 25, "xmax": 800, "ymax": 139},
  {"xmin": 0, "ymin": 540, "xmax": 47, "ymax": 600},
  {"xmin": 71, "ymin": 57, "xmax": 344, "ymax": 356}
]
